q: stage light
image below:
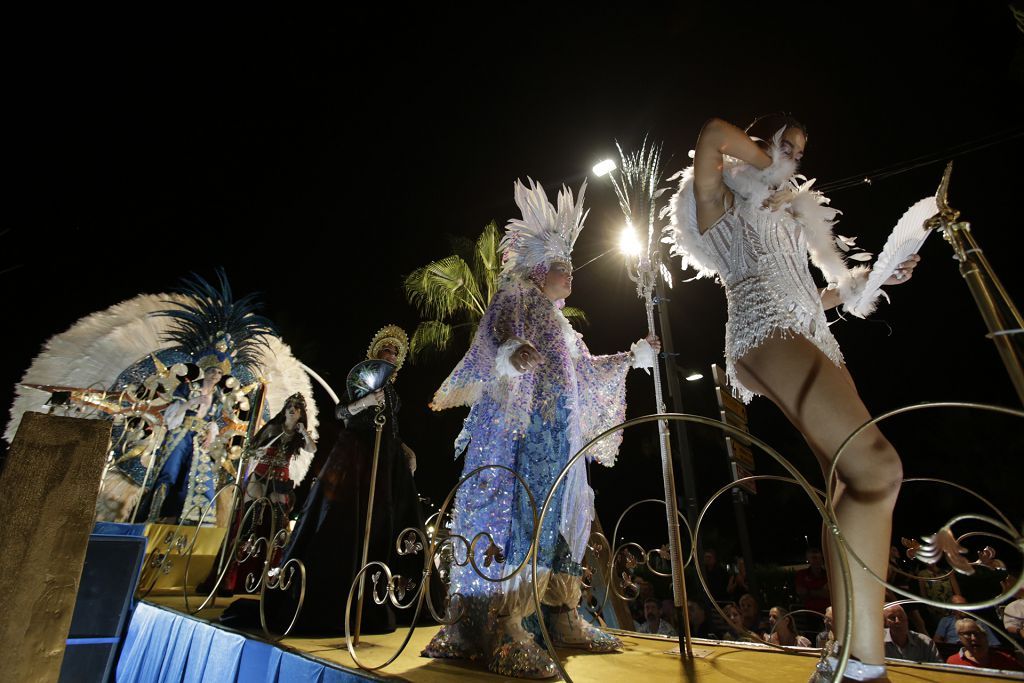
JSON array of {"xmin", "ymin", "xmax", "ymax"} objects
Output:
[
  {"xmin": 619, "ymin": 227, "xmax": 641, "ymax": 257},
  {"xmin": 593, "ymin": 159, "xmax": 616, "ymax": 177},
  {"xmin": 685, "ymin": 372, "xmax": 703, "ymax": 382}
]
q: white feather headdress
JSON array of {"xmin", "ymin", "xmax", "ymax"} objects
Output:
[{"xmin": 499, "ymin": 178, "xmax": 589, "ymax": 277}]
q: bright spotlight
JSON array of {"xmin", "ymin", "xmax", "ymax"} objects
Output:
[
  {"xmin": 685, "ymin": 372, "xmax": 704, "ymax": 382},
  {"xmin": 619, "ymin": 227, "xmax": 642, "ymax": 257},
  {"xmin": 593, "ymin": 159, "xmax": 617, "ymax": 177}
]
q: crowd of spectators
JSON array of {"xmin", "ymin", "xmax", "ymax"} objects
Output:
[{"xmin": 625, "ymin": 545, "xmax": 1023, "ymax": 673}]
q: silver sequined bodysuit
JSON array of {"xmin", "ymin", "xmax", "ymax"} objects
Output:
[
  {"xmin": 667, "ymin": 165, "xmax": 844, "ymax": 403},
  {"xmin": 713, "ymin": 201, "xmax": 842, "ymax": 402}
]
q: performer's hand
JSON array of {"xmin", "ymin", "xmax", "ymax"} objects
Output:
[
  {"xmin": 645, "ymin": 334, "xmax": 662, "ymax": 354},
  {"xmin": 401, "ymin": 443, "xmax": 417, "ymax": 475},
  {"xmin": 511, "ymin": 344, "xmax": 543, "ymax": 373},
  {"xmin": 883, "ymin": 254, "xmax": 921, "ymax": 286}
]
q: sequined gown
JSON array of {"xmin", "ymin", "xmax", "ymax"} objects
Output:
[{"xmin": 426, "ymin": 278, "xmax": 633, "ymax": 659}]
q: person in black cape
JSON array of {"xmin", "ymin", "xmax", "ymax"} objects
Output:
[{"xmin": 221, "ymin": 324, "xmax": 424, "ymax": 635}]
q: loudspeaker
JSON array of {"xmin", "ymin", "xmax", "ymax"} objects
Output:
[{"xmin": 58, "ymin": 531, "xmax": 147, "ymax": 683}]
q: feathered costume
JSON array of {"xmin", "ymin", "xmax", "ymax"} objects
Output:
[
  {"xmin": 662, "ymin": 130, "xmax": 883, "ymax": 402},
  {"xmin": 424, "ymin": 179, "xmax": 653, "ymax": 678},
  {"xmin": 6, "ymin": 272, "xmax": 317, "ymax": 523}
]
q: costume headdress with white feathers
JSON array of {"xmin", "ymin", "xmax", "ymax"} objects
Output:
[{"xmin": 500, "ymin": 178, "xmax": 588, "ymax": 280}]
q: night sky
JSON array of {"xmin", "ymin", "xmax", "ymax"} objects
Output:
[{"xmin": 5, "ymin": 5, "xmax": 1023, "ymax": 578}]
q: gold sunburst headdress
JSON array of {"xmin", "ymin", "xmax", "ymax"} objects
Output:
[{"xmin": 365, "ymin": 324, "xmax": 408, "ymax": 374}]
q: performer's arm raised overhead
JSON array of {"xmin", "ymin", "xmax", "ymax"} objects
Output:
[{"xmin": 665, "ymin": 113, "xmax": 925, "ymax": 681}]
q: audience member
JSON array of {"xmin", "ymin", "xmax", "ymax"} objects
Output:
[
  {"xmin": 766, "ymin": 605, "xmax": 812, "ymax": 647},
  {"xmin": 815, "ymin": 606, "xmax": 834, "ymax": 649},
  {"xmin": 698, "ymin": 548, "xmax": 730, "ymax": 602},
  {"xmin": 946, "ymin": 618, "xmax": 1022, "ymax": 671},
  {"xmin": 739, "ymin": 593, "xmax": 770, "ymax": 633},
  {"xmin": 917, "ymin": 564, "xmax": 960, "ymax": 629},
  {"xmin": 1001, "ymin": 574, "xmax": 1024, "ymax": 645},
  {"xmin": 726, "ymin": 556, "xmax": 750, "ymax": 600},
  {"xmin": 934, "ymin": 595, "xmax": 1000, "ymax": 647},
  {"xmin": 883, "ymin": 603, "xmax": 940, "ymax": 663},
  {"xmin": 794, "ymin": 547, "xmax": 830, "ymax": 616},
  {"xmin": 687, "ymin": 599, "xmax": 717, "ymax": 639},
  {"xmin": 721, "ymin": 602, "xmax": 755, "ymax": 642},
  {"xmin": 636, "ymin": 598, "xmax": 677, "ymax": 636}
]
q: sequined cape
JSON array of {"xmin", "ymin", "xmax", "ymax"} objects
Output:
[{"xmin": 432, "ymin": 277, "xmax": 632, "ymax": 595}]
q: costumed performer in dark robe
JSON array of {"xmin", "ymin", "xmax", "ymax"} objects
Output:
[
  {"xmin": 222, "ymin": 325, "xmax": 422, "ymax": 635},
  {"xmin": 422, "ymin": 179, "xmax": 659, "ymax": 679}
]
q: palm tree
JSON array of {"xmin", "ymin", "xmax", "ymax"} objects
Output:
[{"xmin": 404, "ymin": 221, "xmax": 587, "ymax": 362}]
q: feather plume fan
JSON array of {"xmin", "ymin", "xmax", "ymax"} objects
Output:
[{"xmin": 6, "ymin": 292, "xmax": 319, "ymax": 517}]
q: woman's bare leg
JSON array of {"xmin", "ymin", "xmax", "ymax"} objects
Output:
[{"xmin": 736, "ymin": 334, "xmax": 902, "ymax": 667}]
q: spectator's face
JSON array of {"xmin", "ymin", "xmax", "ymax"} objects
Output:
[
  {"xmin": 724, "ymin": 605, "xmax": 743, "ymax": 630},
  {"xmin": 824, "ymin": 606, "xmax": 833, "ymax": 630},
  {"xmin": 950, "ymin": 593, "xmax": 968, "ymax": 617},
  {"xmin": 644, "ymin": 600, "xmax": 660, "ymax": 623},
  {"xmin": 956, "ymin": 622, "xmax": 988, "ymax": 656},
  {"xmin": 703, "ymin": 550, "xmax": 717, "ymax": 568},
  {"xmin": 687, "ymin": 601, "xmax": 705, "ymax": 626},
  {"xmin": 883, "ymin": 605, "xmax": 908, "ymax": 639},
  {"xmin": 739, "ymin": 595, "xmax": 758, "ymax": 619}
]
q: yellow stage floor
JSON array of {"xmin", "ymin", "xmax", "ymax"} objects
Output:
[{"xmin": 145, "ymin": 596, "xmax": 1020, "ymax": 682}]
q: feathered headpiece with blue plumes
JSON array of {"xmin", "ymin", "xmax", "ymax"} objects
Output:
[{"xmin": 151, "ymin": 269, "xmax": 277, "ymax": 375}]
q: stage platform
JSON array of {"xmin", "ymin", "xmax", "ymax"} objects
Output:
[{"xmin": 119, "ymin": 596, "xmax": 1021, "ymax": 682}]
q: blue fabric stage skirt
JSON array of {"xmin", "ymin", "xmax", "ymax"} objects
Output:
[{"xmin": 116, "ymin": 602, "xmax": 366, "ymax": 682}]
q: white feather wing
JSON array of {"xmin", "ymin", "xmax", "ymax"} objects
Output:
[
  {"xmin": 847, "ymin": 196, "xmax": 938, "ymax": 314},
  {"xmin": 6, "ymin": 294, "xmax": 319, "ymax": 486}
]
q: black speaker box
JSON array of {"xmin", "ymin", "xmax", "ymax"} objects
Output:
[{"xmin": 59, "ymin": 533, "xmax": 147, "ymax": 683}]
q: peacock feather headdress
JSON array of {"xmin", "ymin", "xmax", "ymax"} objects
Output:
[
  {"xmin": 499, "ymin": 178, "xmax": 588, "ymax": 280},
  {"xmin": 151, "ymin": 269, "xmax": 278, "ymax": 375}
]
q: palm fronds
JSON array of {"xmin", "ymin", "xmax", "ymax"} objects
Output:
[{"xmin": 404, "ymin": 222, "xmax": 589, "ymax": 363}]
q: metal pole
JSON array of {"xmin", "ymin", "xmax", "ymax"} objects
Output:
[
  {"xmin": 652, "ymin": 282, "xmax": 701, "ymax": 531},
  {"xmin": 931, "ymin": 162, "xmax": 1024, "ymax": 405},
  {"xmin": 352, "ymin": 401, "xmax": 386, "ymax": 646},
  {"xmin": 639, "ymin": 261, "xmax": 692, "ymax": 659}
]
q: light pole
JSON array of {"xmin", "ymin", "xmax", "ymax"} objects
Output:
[{"xmin": 600, "ymin": 143, "xmax": 698, "ymax": 659}]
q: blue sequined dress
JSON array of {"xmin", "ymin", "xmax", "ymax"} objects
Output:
[{"xmin": 426, "ymin": 277, "xmax": 633, "ymax": 659}]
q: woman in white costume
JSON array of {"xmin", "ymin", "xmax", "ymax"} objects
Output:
[{"xmin": 666, "ymin": 114, "xmax": 919, "ymax": 681}]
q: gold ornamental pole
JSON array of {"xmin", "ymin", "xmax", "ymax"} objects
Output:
[
  {"xmin": 352, "ymin": 400, "xmax": 387, "ymax": 646},
  {"xmin": 929, "ymin": 162, "xmax": 1024, "ymax": 404}
]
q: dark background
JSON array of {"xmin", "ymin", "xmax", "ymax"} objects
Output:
[{"xmin": 4, "ymin": 5, "xmax": 1023, "ymax": 579}]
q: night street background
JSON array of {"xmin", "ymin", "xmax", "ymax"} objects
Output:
[{"xmin": 5, "ymin": 4, "xmax": 1023, "ymax": 591}]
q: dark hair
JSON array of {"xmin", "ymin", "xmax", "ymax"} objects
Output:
[
  {"xmin": 745, "ymin": 112, "xmax": 808, "ymax": 148},
  {"xmin": 251, "ymin": 395, "xmax": 309, "ymax": 457}
]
